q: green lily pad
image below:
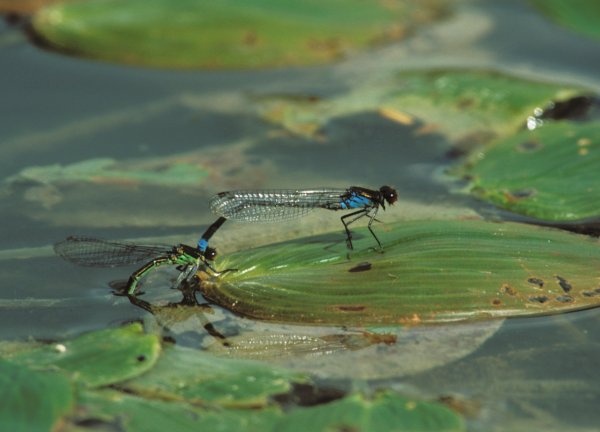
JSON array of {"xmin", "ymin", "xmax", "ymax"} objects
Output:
[
  {"xmin": 201, "ymin": 220, "xmax": 600, "ymax": 325},
  {"xmin": 382, "ymin": 70, "xmax": 583, "ymax": 138},
  {"xmin": 531, "ymin": 0, "xmax": 600, "ymax": 40},
  {"xmin": 122, "ymin": 344, "xmax": 306, "ymax": 408},
  {"xmin": 9, "ymin": 323, "xmax": 160, "ymax": 387},
  {"xmin": 30, "ymin": 0, "xmax": 446, "ymax": 69},
  {"xmin": 6, "ymin": 158, "xmax": 209, "ymax": 188},
  {"xmin": 75, "ymin": 388, "xmax": 282, "ymax": 432},
  {"xmin": 255, "ymin": 70, "xmax": 583, "ymax": 142},
  {"xmin": 77, "ymin": 388, "xmax": 462, "ymax": 432},
  {"xmin": 274, "ymin": 391, "xmax": 464, "ymax": 432},
  {"xmin": 458, "ymin": 121, "xmax": 600, "ymax": 221},
  {"xmin": 0, "ymin": 359, "xmax": 74, "ymax": 432}
]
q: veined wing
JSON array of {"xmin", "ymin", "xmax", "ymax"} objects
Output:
[
  {"xmin": 54, "ymin": 236, "xmax": 170, "ymax": 267},
  {"xmin": 209, "ymin": 188, "xmax": 348, "ymax": 222}
]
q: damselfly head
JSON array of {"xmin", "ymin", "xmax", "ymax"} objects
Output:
[
  {"xmin": 204, "ymin": 247, "xmax": 218, "ymax": 261},
  {"xmin": 380, "ymin": 185, "xmax": 398, "ymax": 206}
]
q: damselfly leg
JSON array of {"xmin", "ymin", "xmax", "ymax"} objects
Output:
[
  {"xmin": 173, "ymin": 264, "xmax": 199, "ymax": 290},
  {"xmin": 366, "ymin": 207, "xmax": 382, "ymax": 250},
  {"xmin": 340, "ymin": 206, "xmax": 382, "ymax": 250}
]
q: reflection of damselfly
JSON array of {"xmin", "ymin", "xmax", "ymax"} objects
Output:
[
  {"xmin": 54, "ymin": 236, "xmax": 233, "ymax": 296},
  {"xmin": 207, "ymin": 186, "xmax": 398, "ymax": 250}
]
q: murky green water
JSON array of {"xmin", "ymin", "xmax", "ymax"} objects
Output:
[{"xmin": 1, "ymin": 1, "xmax": 599, "ymax": 430}]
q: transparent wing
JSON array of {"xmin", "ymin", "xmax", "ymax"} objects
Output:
[
  {"xmin": 209, "ymin": 188, "xmax": 348, "ymax": 222},
  {"xmin": 54, "ymin": 236, "xmax": 170, "ymax": 267}
]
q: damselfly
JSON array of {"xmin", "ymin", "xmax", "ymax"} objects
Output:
[
  {"xmin": 207, "ymin": 185, "xmax": 398, "ymax": 249},
  {"xmin": 54, "ymin": 236, "xmax": 228, "ymax": 296}
]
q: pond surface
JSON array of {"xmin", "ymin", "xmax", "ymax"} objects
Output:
[{"xmin": 1, "ymin": 1, "xmax": 599, "ymax": 430}]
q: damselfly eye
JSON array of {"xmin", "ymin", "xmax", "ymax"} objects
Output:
[
  {"xmin": 380, "ymin": 186, "xmax": 398, "ymax": 205},
  {"xmin": 204, "ymin": 247, "xmax": 218, "ymax": 261}
]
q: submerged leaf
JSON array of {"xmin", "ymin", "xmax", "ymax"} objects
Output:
[
  {"xmin": 458, "ymin": 121, "xmax": 600, "ymax": 221},
  {"xmin": 201, "ymin": 220, "xmax": 600, "ymax": 325},
  {"xmin": 31, "ymin": 0, "xmax": 446, "ymax": 68},
  {"xmin": 206, "ymin": 320, "xmax": 503, "ymax": 380}
]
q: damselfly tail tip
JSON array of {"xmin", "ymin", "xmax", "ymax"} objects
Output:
[{"xmin": 380, "ymin": 185, "xmax": 398, "ymax": 205}]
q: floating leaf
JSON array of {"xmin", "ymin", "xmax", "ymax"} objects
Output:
[
  {"xmin": 201, "ymin": 220, "xmax": 600, "ymax": 325},
  {"xmin": 122, "ymin": 344, "xmax": 307, "ymax": 408},
  {"xmin": 9, "ymin": 323, "xmax": 160, "ymax": 387},
  {"xmin": 6, "ymin": 158, "xmax": 209, "ymax": 188},
  {"xmin": 274, "ymin": 391, "xmax": 464, "ymax": 432},
  {"xmin": 458, "ymin": 121, "xmax": 600, "ymax": 221},
  {"xmin": 0, "ymin": 359, "xmax": 74, "ymax": 432},
  {"xmin": 382, "ymin": 70, "xmax": 585, "ymax": 138},
  {"xmin": 531, "ymin": 0, "xmax": 600, "ymax": 40},
  {"xmin": 31, "ymin": 0, "xmax": 446, "ymax": 68},
  {"xmin": 76, "ymin": 388, "xmax": 463, "ymax": 432},
  {"xmin": 255, "ymin": 70, "xmax": 584, "ymax": 141},
  {"xmin": 75, "ymin": 388, "xmax": 282, "ymax": 432}
]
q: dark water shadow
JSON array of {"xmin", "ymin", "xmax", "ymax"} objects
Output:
[{"xmin": 249, "ymin": 110, "xmax": 454, "ymax": 204}]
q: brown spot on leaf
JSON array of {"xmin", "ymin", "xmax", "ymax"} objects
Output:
[
  {"xmin": 306, "ymin": 37, "xmax": 342, "ymax": 57},
  {"xmin": 527, "ymin": 277, "xmax": 544, "ymax": 288},
  {"xmin": 336, "ymin": 305, "xmax": 366, "ymax": 312},
  {"xmin": 517, "ymin": 140, "xmax": 542, "ymax": 152},
  {"xmin": 556, "ymin": 276, "xmax": 572, "ymax": 293},
  {"xmin": 492, "ymin": 298, "xmax": 502, "ymax": 306},
  {"xmin": 272, "ymin": 382, "xmax": 346, "ymax": 407},
  {"xmin": 555, "ymin": 295, "xmax": 573, "ymax": 303},
  {"xmin": 529, "ymin": 296, "xmax": 549, "ymax": 304},
  {"xmin": 383, "ymin": 23, "xmax": 407, "ymax": 39},
  {"xmin": 501, "ymin": 284, "xmax": 518, "ymax": 296},
  {"xmin": 582, "ymin": 288, "xmax": 600, "ymax": 297},
  {"xmin": 242, "ymin": 30, "xmax": 259, "ymax": 46},
  {"xmin": 362, "ymin": 331, "xmax": 397, "ymax": 345},
  {"xmin": 334, "ymin": 426, "xmax": 359, "ymax": 432},
  {"xmin": 438, "ymin": 395, "xmax": 481, "ymax": 417},
  {"xmin": 503, "ymin": 188, "xmax": 537, "ymax": 203},
  {"xmin": 457, "ymin": 97, "xmax": 475, "ymax": 109},
  {"xmin": 348, "ymin": 262, "xmax": 372, "ymax": 273}
]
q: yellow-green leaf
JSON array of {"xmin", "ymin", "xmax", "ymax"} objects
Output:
[{"xmin": 202, "ymin": 220, "xmax": 600, "ymax": 325}]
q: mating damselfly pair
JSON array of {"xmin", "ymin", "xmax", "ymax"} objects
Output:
[
  {"xmin": 54, "ymin": 236, "xmax": 231, "ymax": 296},
  {"xmin": 56, "ymin": 185, "xmax": 397, "ymax": 296}
]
